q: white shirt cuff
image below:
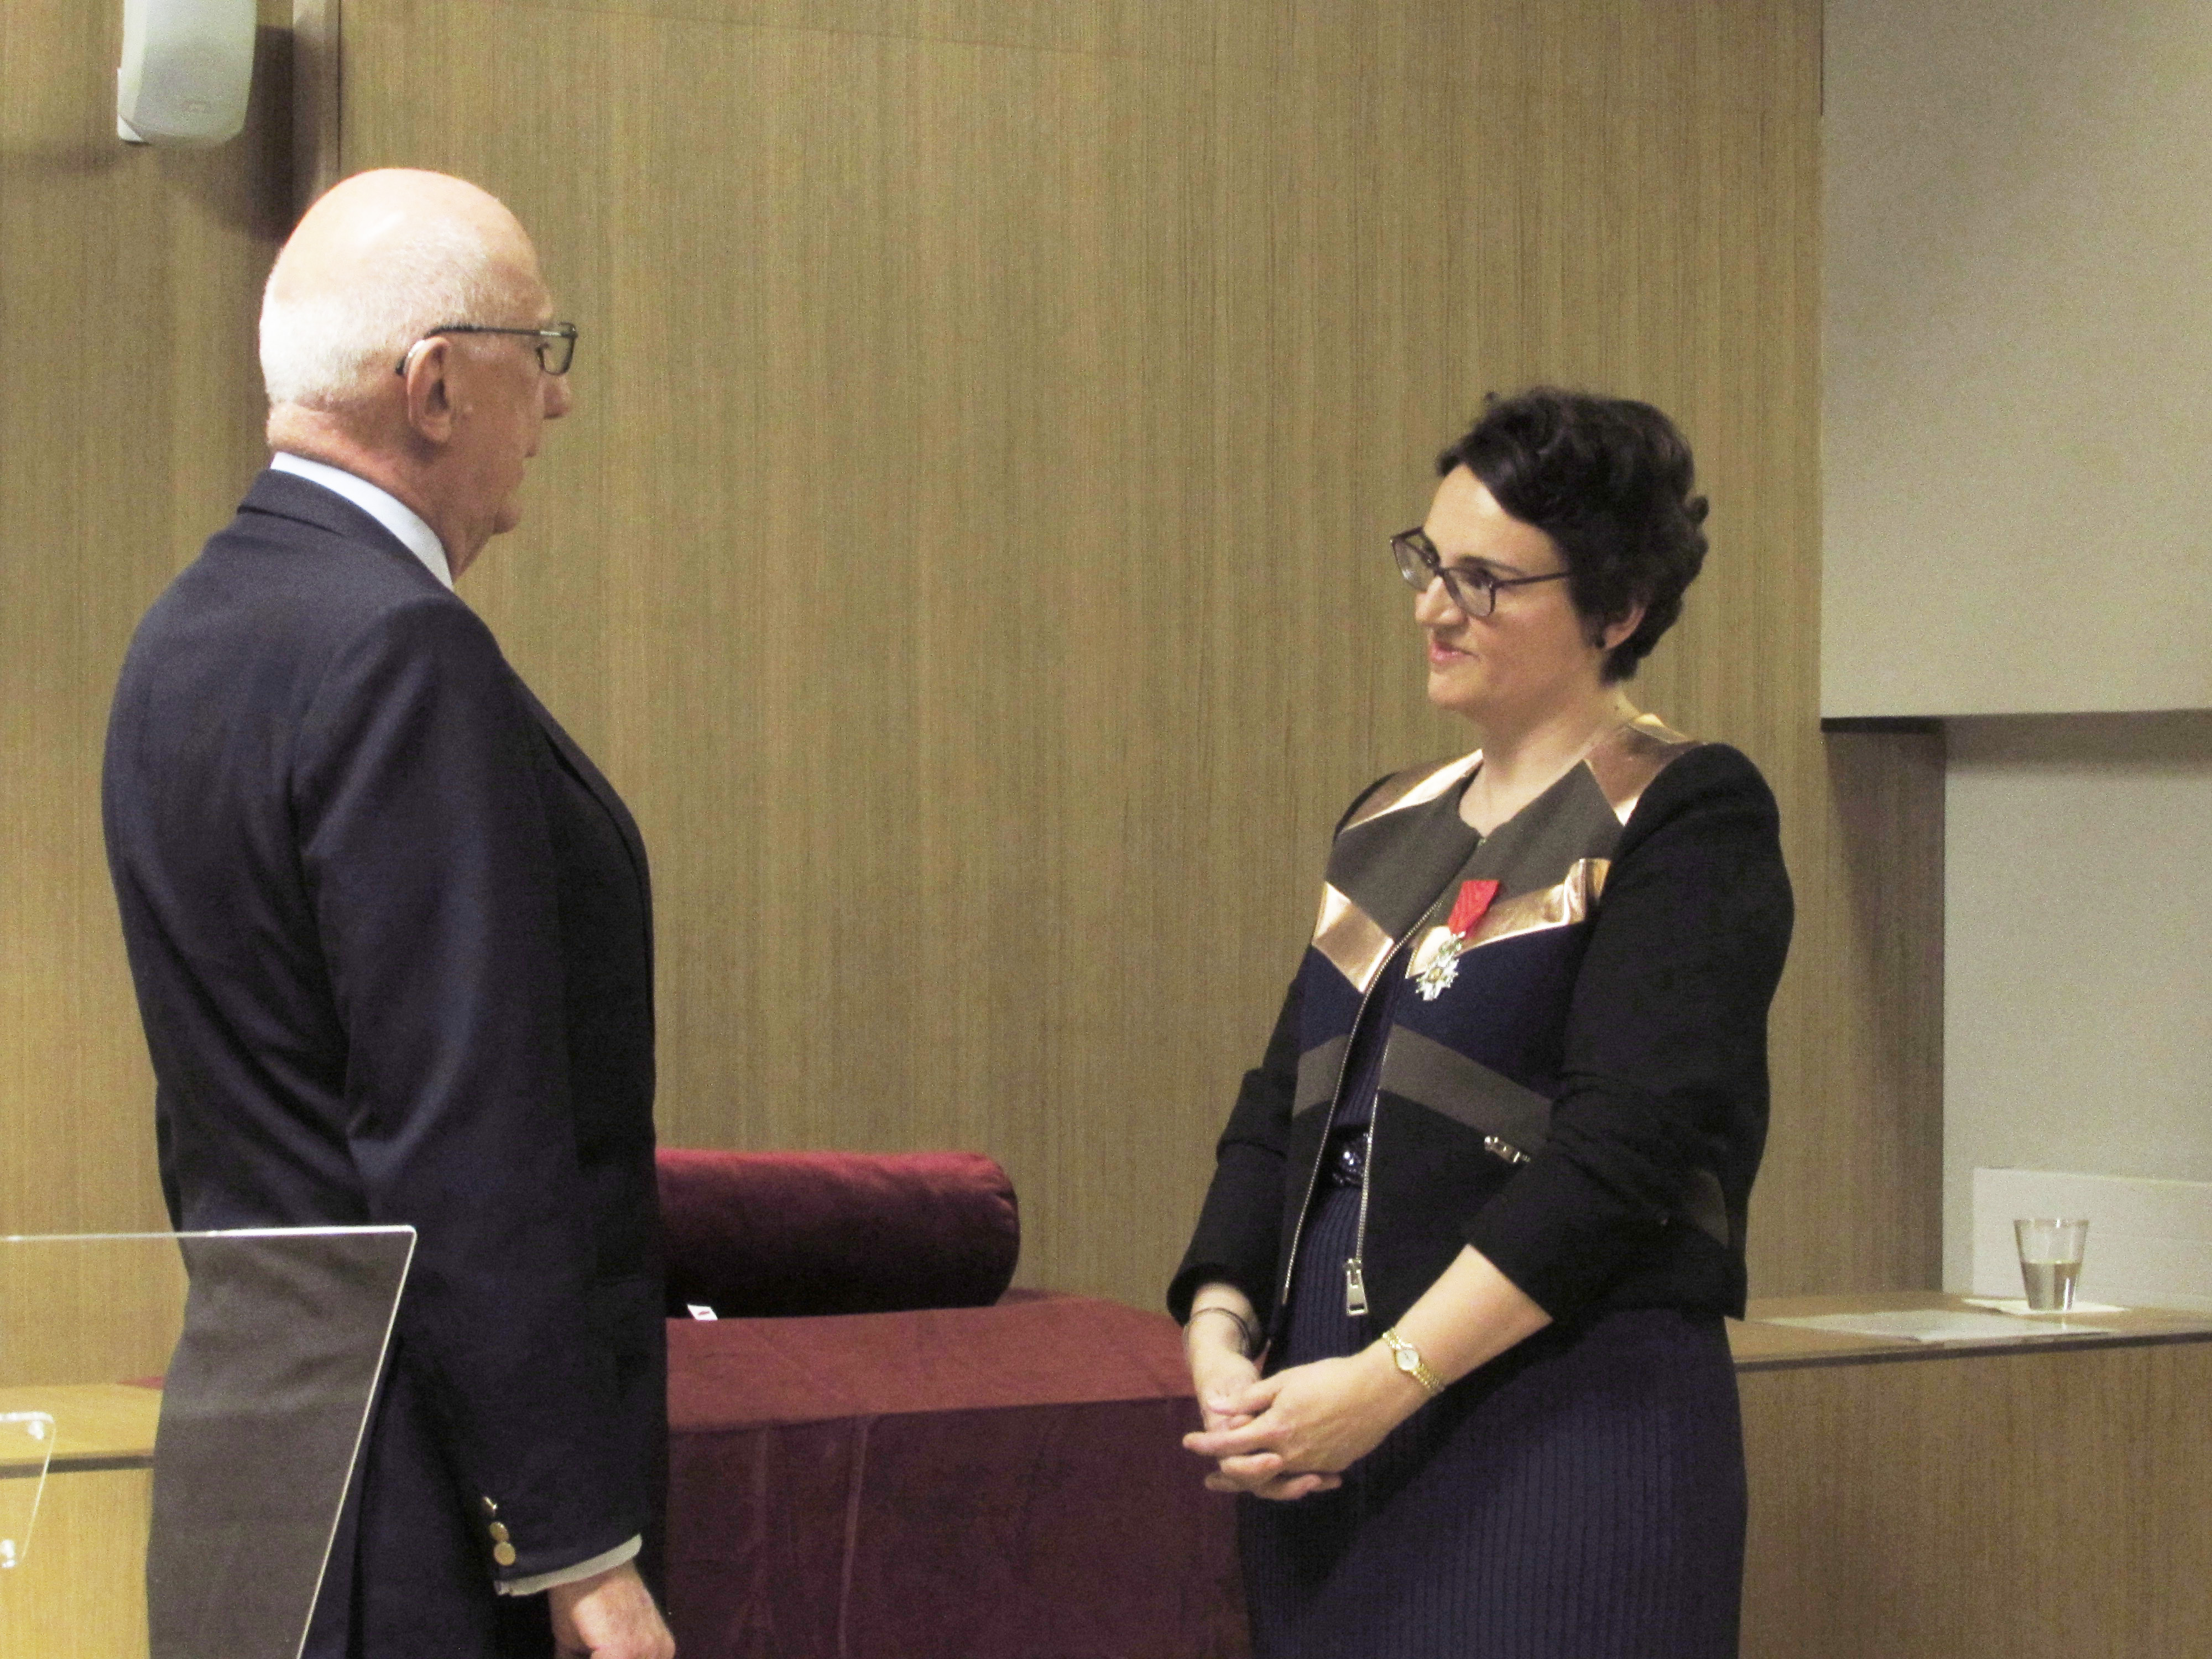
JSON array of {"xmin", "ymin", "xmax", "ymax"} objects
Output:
[{"xmin": 494, "ymin": 1534, "xmax": 641, "ymax": 1597}]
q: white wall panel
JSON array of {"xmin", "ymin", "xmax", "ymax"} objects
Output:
[
  {"xmin": 1944, "ymin": 715, "xmax": 2212, "ymax": 1288},
  {"xmin": 1824, "ymin": 0, "xmax": 2212, "ymax": 716}
]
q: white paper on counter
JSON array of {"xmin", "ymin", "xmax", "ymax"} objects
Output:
[{"xmin": 1759, "ymin": 1310, "xmax": 2119, "ymax": 1344}]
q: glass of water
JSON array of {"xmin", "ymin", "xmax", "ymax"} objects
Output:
[{"xmin": 2013, "ymin": 1217, "xmax": 2090, "ymax": 1311}]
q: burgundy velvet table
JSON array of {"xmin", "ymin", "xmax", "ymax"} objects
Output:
[{"xmin": 665, "ymin": 1290, "xmax": 1249, "ymax": 1659}]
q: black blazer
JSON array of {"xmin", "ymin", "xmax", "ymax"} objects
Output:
[
  {"xmin": 103, "ymin": 469, "xmax": 665, "ymax": 1654},
  {"xmin": 1171, "ymin": 734, "xmax": 1792, "ymax": 1335}
]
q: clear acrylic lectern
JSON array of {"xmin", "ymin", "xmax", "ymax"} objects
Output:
[{"xmin": 0, "ymin": 1227, "xmax": 413, "ymax": 1659}]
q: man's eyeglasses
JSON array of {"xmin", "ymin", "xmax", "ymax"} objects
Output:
[
  {"xmin": 394, "ymin": 322, "xmax": 579, "ymax": 377},
  {"xmin": 1390, "ymin": 526, "xmax": 1569, "ymax": 619}
]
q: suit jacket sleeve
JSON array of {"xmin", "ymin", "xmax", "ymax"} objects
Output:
[
  {"xmin": 293, "ymin": 593, "xmax": 640, "ymax": 1581},
  {"xmin": 1461, "ymin": 744, "xmax": 1793, "ymax": 1318}
]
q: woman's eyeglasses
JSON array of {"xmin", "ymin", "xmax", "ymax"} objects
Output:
[{"xmin": 1390, "ymin": 526, "xmax": 1569, "ymax": 618}]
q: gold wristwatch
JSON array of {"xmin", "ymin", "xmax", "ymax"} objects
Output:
[{"xmin": 1379, "ymin": 1327, "xmax": 1444, "ymax": 1397}]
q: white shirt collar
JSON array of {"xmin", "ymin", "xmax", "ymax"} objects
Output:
[{"xmin": 269, "ymin": 452, "xmax": 454, "ymax": 590}]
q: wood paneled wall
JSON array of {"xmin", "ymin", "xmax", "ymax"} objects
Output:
[
  {"xmin": 0, "ymin": 1467, "xmax": 154, "ymax": 1657},
  {"xmin": 0, "ymin": 0, "xmax": 293, "ymax": 1250},
  {"xmin": 0, "ymin": 0, "xmax": 1943, "ymax": 1315},
  {"xmin": 337, "ymin": 0, "xmax": 1935, "ymax": 1306}
]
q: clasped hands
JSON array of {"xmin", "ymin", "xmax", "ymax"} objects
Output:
[{"xmin": 1181, "ymin": 1327, "xmax": 1428, "ymax": 1501}]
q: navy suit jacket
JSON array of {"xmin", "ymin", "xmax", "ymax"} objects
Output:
[{"xmin": 104, "ymin": 469, "xmax": 665, "ymax": 1655}]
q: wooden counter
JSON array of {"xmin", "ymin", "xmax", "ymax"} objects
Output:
[{"xmin": 1734, "ymin": 1293, "xmax": 2212, "ymax": 1659}]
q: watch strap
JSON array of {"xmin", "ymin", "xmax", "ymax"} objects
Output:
[{"xmin": 1379, "ymin": 1327, "xmax": 1444, "ymax": 1397}]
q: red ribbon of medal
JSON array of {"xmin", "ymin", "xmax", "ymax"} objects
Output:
[
  {"xmin": 1410, "ymin": 879, "xmax": 1503, "ymax": 1001},
  {"xmin": 1446, "ymin": 878, "xmax": 1500, "ymax": 940}
]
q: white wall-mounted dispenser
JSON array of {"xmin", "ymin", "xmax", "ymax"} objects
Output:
[{"xmin": 117, "ymin": 0, "xmax": 256, "ymax": 147}]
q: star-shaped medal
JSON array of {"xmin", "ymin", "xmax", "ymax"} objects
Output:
[{"xmin": 1406, "ymin": 879, "xmax": 1500, "ymax": 1001}]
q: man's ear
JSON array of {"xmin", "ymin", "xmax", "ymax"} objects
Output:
[{"xmin": 399, "ymin": 338, "xmax": 457, "ymax": 444}]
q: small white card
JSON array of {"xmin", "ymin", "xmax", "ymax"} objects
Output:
[{"xmin": 686, "ymin": 1304, "xmax": 718, "ymax": 1321}]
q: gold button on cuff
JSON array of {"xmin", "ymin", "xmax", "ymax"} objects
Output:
[
  {"xmin": 493, "ymin": 1542, "xmax": 518, "ymax": 1568},
  {"xmin": 488, "ymin": 1522, "xmax": 510, "ymax": 1543},
  {"xmin": 481, "ymin": 1496, "xmax": 499, "ymax": 1516}
]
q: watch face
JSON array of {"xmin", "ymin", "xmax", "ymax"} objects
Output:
[{"xmin": 1395, "ymin": 1346, "xmax": 1418, "ymax": 1373}]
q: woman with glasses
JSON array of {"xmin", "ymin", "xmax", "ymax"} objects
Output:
[{"xmin": 1171, "ymin": 388, "xmax": 1793, "ymax": 1658}]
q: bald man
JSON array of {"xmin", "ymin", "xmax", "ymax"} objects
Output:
[{"xmin": 104, "ymin": 171, "xmax": 674, "ymax": 1658}]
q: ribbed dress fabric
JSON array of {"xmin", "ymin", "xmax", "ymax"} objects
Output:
[{"xmin": 1243, "ymin": 955, "xmax": 1747, "ymax": 1658}]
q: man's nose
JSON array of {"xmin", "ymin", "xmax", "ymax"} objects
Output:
[{"xmin": 543, "ymin": 370, "xmax": 573, "ymax": 420}]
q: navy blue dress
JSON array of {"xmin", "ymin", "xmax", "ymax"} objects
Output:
[
  {"xmin": 1244, "ymin": 947, "xmax": 1746, "ymax": 1658},
  {"xmin": 1237, "ymin": 779, "xmax": 1752, "ymax": 1658}
]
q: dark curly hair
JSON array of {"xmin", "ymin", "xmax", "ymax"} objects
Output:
[{"xmin": 1437, "ymin": 388, "xmax": 1709, "ymax": 683}]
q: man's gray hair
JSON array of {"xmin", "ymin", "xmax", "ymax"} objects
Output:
[{"xmin": 259, "ymin": 217, "xmax": 505, "ymax": 410}]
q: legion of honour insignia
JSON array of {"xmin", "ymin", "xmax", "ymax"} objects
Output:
[{"xmin": 1407, "ymin": 879, "xmax": 1501, "ymax": 1001}]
